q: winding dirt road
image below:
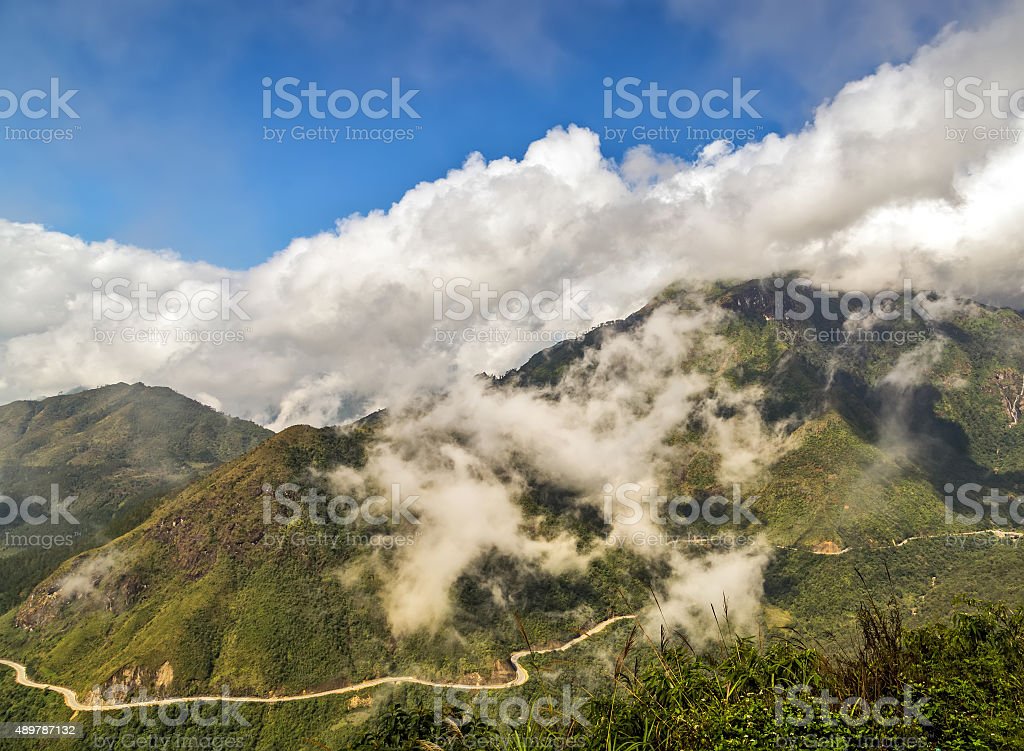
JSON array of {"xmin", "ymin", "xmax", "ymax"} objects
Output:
[
  {"xmin": 0, "ymin": 615, "xmax": 636, "ymax": 711},
  {"xmin": 775, "ymin": 529, "xmax": 1024, "ymax": 556},
  {"xmin": 6, "ymin": 530, "xmax": 1015, "ymax": 711}
]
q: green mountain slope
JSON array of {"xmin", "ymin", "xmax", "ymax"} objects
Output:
[
  {"xmin": 0, "ymin": 382, "xmax": 272, "ymax": 610},
  {"xmin": 3, "ymin": 278, "xmax": 1024, "ymax": 707},
  {"xmin": 0, "ymin": 421, "xmax": 646, "ymax": 698}
]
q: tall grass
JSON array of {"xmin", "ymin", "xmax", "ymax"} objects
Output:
[{"xmin": 353, "ymin": 592, "xmax": 1024, "ymax": 750}]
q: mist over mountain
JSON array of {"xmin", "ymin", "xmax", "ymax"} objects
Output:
[
  {"xmin": 3, "ymin": 2, "xmax": 1024, "ymax": 748},
  {"xmin": 3, "ymin": 279, "xmax": 1021, "ymax": 710}
]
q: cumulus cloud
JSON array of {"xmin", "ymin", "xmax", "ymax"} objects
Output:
[{"xmin": 1, "ymin": 7, "xmax": 1023, "ymax": 428}]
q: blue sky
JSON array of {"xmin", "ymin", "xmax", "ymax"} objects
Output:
[{"xmin": 0, "ymin": 0, "xmax": 999, "ymax": 268}]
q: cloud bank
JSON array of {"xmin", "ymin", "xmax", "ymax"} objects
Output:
[
  {"xmin": 1, "ymin": 8, "xmax": 1023, "ymax": 427},
  {"xmin": 335, "ymin": 302, "xmax": 778, "ymax": 637}
]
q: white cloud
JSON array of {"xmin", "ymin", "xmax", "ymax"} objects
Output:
[
  {"xmin": 338, "ymin": 303, "xmax": 779, "ymax": 635},
  {"xmin": 1, "ymin": 6, "xmax": 1023, "ymax": 426}
]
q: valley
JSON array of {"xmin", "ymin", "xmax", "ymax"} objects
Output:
[{"xmin": 1, "ymin": 278, "xmax": 1023, "ymax": 749}]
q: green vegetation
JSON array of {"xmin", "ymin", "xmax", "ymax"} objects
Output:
[
  {"xmin": 3, "ymin": 279, "xmax": 1024, "ymax": 749},
  {"xmin": 5, "ymin": 597, "xmax": 1023, "ymax": 749},
  {"xmin": 767, "ymin": 535, "xmax": 1024, "ymax": 639},
  {"xmin": 0, "ymin": 422, "xmax": 656, "ymax": 699},
  {"xmin": 0, "ymin": 382, "xmax": 270, "ymax": 611},
  {"xmin": 353, "ymin": 599, "xmax": 1024, "ymax": 750}
]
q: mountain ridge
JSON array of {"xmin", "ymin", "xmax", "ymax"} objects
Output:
[
  {"xmin": 0, "ymin": 381, "xmax": 272, "ymax": 611},
  {"xmin": 3, "ymin": 278, "xmax": 1024, "ymax": 704}
]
